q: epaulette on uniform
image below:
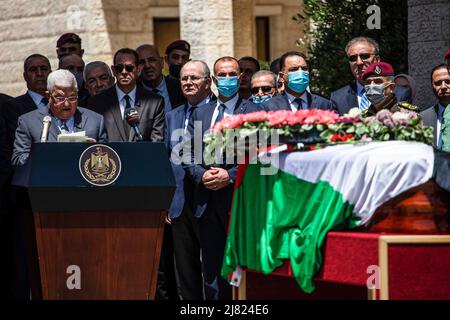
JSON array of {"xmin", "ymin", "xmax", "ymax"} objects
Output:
[{"xmin": 397, "ymin": 101, "xmax": 419, "ymax": 111}]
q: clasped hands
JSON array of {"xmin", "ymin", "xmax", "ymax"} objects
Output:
[{"xmin": 202, "ymin": 167, "xmax": 231, "ymax": 191}]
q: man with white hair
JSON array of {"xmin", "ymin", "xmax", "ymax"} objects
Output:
[{"xmin": 12, "ymin": 69, "xmax": 107, "ymax": 166}]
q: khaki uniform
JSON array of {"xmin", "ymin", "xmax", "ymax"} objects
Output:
[{"xmin": 361, "ymin": 99, "xmax": 419, "ymax": 117}]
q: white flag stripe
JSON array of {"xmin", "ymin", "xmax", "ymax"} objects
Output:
[{"xmin": 272, "ymin": 141, "xmax": 434, "ymax": 225}]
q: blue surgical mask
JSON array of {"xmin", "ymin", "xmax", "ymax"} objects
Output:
[
  {"xmin": 287, "ymin": 70, "xmax": 309, "ymax": 94},
  {"xmin": 252, "ymin": 94, "xmax": 273, "ymax": 104},
  {"xmin": 216, "ymin": 76, "xmax": 239, "ymax": 97}
]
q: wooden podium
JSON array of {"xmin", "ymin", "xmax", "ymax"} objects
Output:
[{"xmin": 13, "ymin": 142, "xmax": 175, "ymax": 300}]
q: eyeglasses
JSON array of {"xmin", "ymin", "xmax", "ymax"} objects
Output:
[
  {"xmin": 52, "ymin": 95, "xmax": 77, "ymax": 103},
  {"xmin": 181, "ymin": 75, "xmax": 208, "ymax": 82},
  {"xmin": 250, "ymin": 86, "xmax": 274, "ymax": 95},
  {"xmin": 347, "ymin": 53, "xmax": 378, "ymax": 62},
  {"xmin": 434, "ymin": 79, "xmax": 450, "ymax": 86},
  {"xmin": 114, "ymin": 64, "xmax": 135, "ymax": 73}
]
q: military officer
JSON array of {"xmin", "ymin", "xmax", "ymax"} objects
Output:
[{"xmin": 360, "ymin": 61, "xmax": 418, "ymax": 117}]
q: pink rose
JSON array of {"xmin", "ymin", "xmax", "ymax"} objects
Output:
[
  {"xmin": 243, "ymin": 111, "xmax": 269, "ymax": 123},
  {"xmin": 267, "ymin": 110, "xmax": 292, "ymax": 126}
]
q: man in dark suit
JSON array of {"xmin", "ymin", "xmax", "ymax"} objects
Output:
[
  {"xmin": 183, "ymin": 56, "xmax": 258, "ymax": 300},
  {"xmin": 2, "ymin": 54, "xmax": 52, "ymax": 166},
  {"xmin": 136, "ymin": 44, "xmax": 186, "ymax": 114},
  {"xmin": 87, "ymin": 48, "xmax": 165, "ymax": 142},
  {"xmin": 0, "ymin": 54, "xmax": 51, "ymax": 299},
  {"xmin": 165, "ymin": 60, "xmax": 216, "ymax": 300},
  {"xmin": 421, "ymin": 63, "xmax": 450, "ymax": 148},
  {"xmin": 12, "ymin": 70, "xmax": 107, "ymax": 167},
  {"xmin": 261, "ymin": 51, "xmax": 334, "ymax": 112},
  {"xmin": 330, "ymin": 36, "xmax": 412, "ymax": 115},
  {"xmin": 0, "ymin": 92, "xmax": 12, "ymax": 299}
]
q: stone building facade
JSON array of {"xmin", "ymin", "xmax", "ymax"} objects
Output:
[
  {"xmin": 408, "ymin": 0, "xmax": 450, "ymax": 109},
  {"xmin": 0, "ymin": 0, "xmax": 305, "ymax": 96}
]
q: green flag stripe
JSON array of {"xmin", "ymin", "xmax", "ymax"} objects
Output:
[{"xmin": 222, "ymin": 162, "xmax": 360, "ymax": 293}]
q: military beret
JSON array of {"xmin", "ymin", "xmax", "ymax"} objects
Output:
[
  {"xmin": 362, "ymin": 62, "xmax": 395, "ymax": 80},
  {"xmin": 165, "ymin": 40, "xmax": 191, "ymax": 55},
  {"xmin": 445, "ymin": 49, "xmax": 450, "ymax": 59},
  {"xmin": 57, "ymin": 33, "xmax": 81, "ymax": 48}
]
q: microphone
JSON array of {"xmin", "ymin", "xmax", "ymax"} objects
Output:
[
  {"xmin": 125, "ymin": 108, "xmax": 144, "ymax": 142},
  {"xmin": 40, "ymin": 116, "xmax": 52, "ymax": 142}
]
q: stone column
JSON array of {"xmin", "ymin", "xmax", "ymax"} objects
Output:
[
  {"xmin": 233, "ymin": 0, "xmax": 255, "ymax": 59},
  {"xmin": 408, "ymin": 0, "xmax": 450, "ymax": 109},
  {"xmin": 179, "ymin": 0, "xmax": 234, "ymax": 71}
]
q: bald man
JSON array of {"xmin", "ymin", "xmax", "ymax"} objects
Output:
[
  {"xmin": 59, "ymin": 53, "xmax": 90, "ymax": 106},
  {"xmin": 136, "ymin": 44, "xmax": 185, "ymax": 113}
]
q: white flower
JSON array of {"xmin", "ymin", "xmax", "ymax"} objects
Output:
[
  {"xmin": 391, "ymin": 111, "xmax": 410, "ymax": 125},
  {"xmin": 346, "ymin": 107, "xmax": 361, "ymax": 118}
]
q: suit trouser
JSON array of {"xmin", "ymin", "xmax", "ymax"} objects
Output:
[
  {"xmin": 156, "ymin": 223, "xmax": 179, "ymax": 300},
  {"xmin": 198, "ymin": 205, "xmax": 232, "ymax": 300},
  {"xmin": 171, "ymin": 205, "xmax": 203, "ymax": 300}
]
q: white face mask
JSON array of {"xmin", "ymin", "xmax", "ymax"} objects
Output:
[{"xmin": 364, "ymin": 82, "xmax": 392, "ymax": 105}]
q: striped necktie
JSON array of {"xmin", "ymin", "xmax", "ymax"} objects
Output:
[
  {"xmin": 214, "ymin": 103, "xmax": 226, "ymax": 124},
  {"xmin": 294, "ymin": 97, "xmax": 303, "ymax": 110},
  {"xmin": 60, "ymin": 120, "xmax": 69, "ymax": 133},
  {"xmin": 360, "ymin": 88, "xmax": 370, "ymax": 111},
  {"xmin": 40, "ymin": 97, "xmax": 49, "ymax": 107}
]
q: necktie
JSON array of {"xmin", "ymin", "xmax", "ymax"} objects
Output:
[
  {"xmin": 60, "ymin": 120, "xmax": 69, "ymax": 133},
  {"xmin": 214, "ymin": 103, "xmax": 226, "ymax": 124},
  {"xmin": 184, "ymin": 105, "xmax": 197, "ymax": 132},
  {"xmin": 152, "ymin": 88, "xmax": 160, "ymax": 95},
  {"xmin": 293, "ymin": 98, "xmax": 303, "ymax": 110},
  {"xmin": 40, "ymin": 97, "xmax": 49, "ymax": 107},
  {"xmin": 360, "ymin": 89, "xmax": 370, "ymax": 111}
]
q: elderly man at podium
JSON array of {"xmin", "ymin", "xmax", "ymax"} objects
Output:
[{"xmin": 12, "ymin": 69, "xmax": 107, "ymax": 167}]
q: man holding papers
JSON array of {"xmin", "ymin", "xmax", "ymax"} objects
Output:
[{"xmin": 12, "ymin": 69, "xmax": 107, "ymax": 166}]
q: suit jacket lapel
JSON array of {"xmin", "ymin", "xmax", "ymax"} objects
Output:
[
  {"xmin": 129, "ymin": 86, "xmax": 146, "ymax": 142},
  {"xmin": 233, "ymin": 97, "xmax": 244, "ymax": 114},
  {"xmin": 203, "ymin": 101, "xmax": 216, "ymax": 133},
  {"xmin": 349, "ymin": 82, "xmax": 359, "ymax": 109},
  {"xmin": 37, "ymin": 107, "xmax": 60, "ymax": 141},
  {"xmin": 73, "ymin": 108, "xmax": 87, "ymax": 132},
  {"xmin": 306, "ymin": 92, "xmax": 313, "ymax": 109},
  {"xmin": 107, "ymin": 87, "xmax": 127, "ymax": 141},
  {"xmin": 281, "ymin": 93, "xmax": 291, "ymax": 110}
]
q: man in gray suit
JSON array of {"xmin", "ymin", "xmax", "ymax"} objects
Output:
[
  {"xmin": 87, "ymin": 48, "xmax": 165, "ymax": 142},
  {"xmin": 12, "ymin": 70, "xmax": 107, "ymax": 167},
  {"xmin": 421, "ymin": 63, "xmax": 450, "ymax": 148}
]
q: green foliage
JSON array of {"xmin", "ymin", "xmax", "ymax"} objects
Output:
[
  {"xmin": 294, "ymin": 0, "xmax": 408, "ymax": 96},
  {"xmin": 259, "ymin": 60, "xmax": 270, "ymax": 71}
]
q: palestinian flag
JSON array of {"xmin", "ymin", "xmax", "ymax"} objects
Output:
[{"xmin": 221, "ymin": 141, "xmax": 434, "ymax": 293}]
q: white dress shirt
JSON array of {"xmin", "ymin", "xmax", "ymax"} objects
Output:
[
  {"xmin": 210, "ymin": 94, "xmax": 239, "ymax": 128},
  {"xmin": 286, "ymin": 91, "xmax": 308, "ymax": 112},
  {"xmin": 27, "ymin": 90, "xmax": 47, "ymax": 109},
  {"xmin": 115, "ymin": 85, "xmax": 137, "ymax": 119}
]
